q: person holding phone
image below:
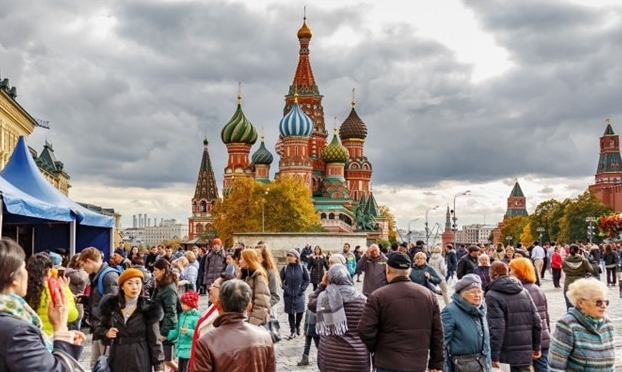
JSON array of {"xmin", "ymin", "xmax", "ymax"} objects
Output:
[
  {"xmin": 24, "ymin": 252, "xmax": 79, "ymax": 336},
  {"xmin": 0, "ymin": 238, "xmax": 86, "ymax": 371}
]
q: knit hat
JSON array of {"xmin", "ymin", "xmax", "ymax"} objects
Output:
[
  {"xmin": 387, "ymin": 252, "xmax": 411, "ymax": 269},
  {"xmin": 49, "ymin": 252, "xmax": 63, "ymax": 267},
  {"xmin": 454, "ymin": 274, "xmax": 482, "ymax": 293},
  {"xmin": 114, "ymin": 248, "xmax": 126, "ymax": 258},
  {"xmin": 328, "ymin": 253, "xmax": 346, "ymax": 266},
  {"xmin": 180, "ymin": 290, "xmax": 199, "ymax": 309},
  {"xmin": 287, "ymin": 249, "xmax": 300, "ymax": 260},
  {"xmin": 118, "ymin": 268, "xmax": 144, "ymax": 287}
]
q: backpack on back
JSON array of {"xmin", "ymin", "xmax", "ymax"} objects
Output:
[{"xmin": 97, "ymin": 266, "xmax": 119, "ymax": 295}]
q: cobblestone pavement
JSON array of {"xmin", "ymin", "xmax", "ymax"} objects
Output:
[{"xmin": 77, "ymin": 274, "xmax": 622, "ymax": 371}]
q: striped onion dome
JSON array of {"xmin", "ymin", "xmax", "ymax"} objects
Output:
[
  {"xmin": 322, "ymin": 129, "xmax": 349, "ymax": 163},
  {"xmin": 339, "ymin": 100, "xmax": 367, "ymax": 140},
  {"xmin": 251, "ymin": 136, "xmax": 273, "ymax": 165},
  {"xmin": 279, "ymin": 95, "xmax": 314, "ymax": 137},
  {"xmin": 221, "ymin": 96, "xmax": 258, "ymax": 145}
]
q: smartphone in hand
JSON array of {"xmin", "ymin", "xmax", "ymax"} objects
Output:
[{"xmin": 47, "ymin": 277, "xmax": 62, "ymax": 307}]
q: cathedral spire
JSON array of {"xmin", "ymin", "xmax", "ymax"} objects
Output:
[{"xmin": 188, "ymin": 137, "xmax": 219, "ymax": 240}]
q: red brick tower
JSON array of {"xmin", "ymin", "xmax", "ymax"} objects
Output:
[
  {"xmin": 589, "ymin": 118, "xmax": 622, "ymax": 211},
  {"xmin": 283, "ymin": 16, "xmax": 327, "ymax": 195},
  {"xmin": 441, "ymin": 205, "xmax": 455, "ymax": 248},
  {"xmin": 188, "ymin": 137, "xmax": 219, "ymax": 240}
]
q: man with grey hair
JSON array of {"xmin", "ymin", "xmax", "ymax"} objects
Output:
[
  {"xmin": 358, "ymin": 252, "xmax": 443, "ymax": 372},
  {"xmin": 355, "ymin": 244, "xmax": 388, "ymax": 296},
  {"xmin": 192, "ymin": 279, "xmax": 275, "ymax": 372}
]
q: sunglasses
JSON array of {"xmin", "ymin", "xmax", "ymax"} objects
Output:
[{"xmin": 583, "ymin": 298, "xmax": 609, "ymax": 307}]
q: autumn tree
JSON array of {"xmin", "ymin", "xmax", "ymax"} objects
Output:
[
  {"xmin": 212, "ymin": 176, "xmax": 321, "ymax": 246},
  {"xmin": 500, "ymin": 215, "xmax": 529, "ymax": 247},
  {"xmin": 378, "ymin": 205, "xmax": 397, "ymax": 243}
]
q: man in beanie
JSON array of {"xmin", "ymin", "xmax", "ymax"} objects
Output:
[
  {"xmin": 112, "ymin": 248, "xmax": 131, "ymax": 272},
  {"xmin": 485, "ymin": 261, "xmax": 542, "ymax": 371},
  {"xmin": 358, "ymin": 252, "xmax": 443, "ymax": 372},
  {"xmin": 193, "ymin": 279, "xmax": 275, "ymax": 372},
  {"xmin": 167, "ymin": 291, "xmax": 201, "ymax": 372}
]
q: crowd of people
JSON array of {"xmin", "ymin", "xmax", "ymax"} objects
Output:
[{"xmin": 0, "ymin": 236, "xmax": 618, "ymax": 371}]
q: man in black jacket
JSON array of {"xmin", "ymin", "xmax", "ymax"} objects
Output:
[
  {"xmin": 456, "ymin": 245, "xmax": 479, "ymax": 279},
  {"xmin": 485, "ymin": 261, "xmax": 542, "ymax": 371}
]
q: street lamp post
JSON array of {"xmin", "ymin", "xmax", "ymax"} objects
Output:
[
  {"xmin": 408, "ymin": 218, "xmax": 420, "ymax": 244},
  {"xmin": 536, "ymin": 226, "xmax": 545, "ymax": 242},
  {"xmin": 262, "ymin": 189, "xmax": 269, "ymax": 233},
  {"xmin": 451, "ymin": 191, "xmax": 470, "ymax": 247},
  {"xmin": 586, "ymin": 216, "xmax": 596, "ymax": 243},
  {"xmin": 425, "ymin": 205, "xmax": 440, "ymax": 247},
  {"xmin": 505, "ymin": 236, "xmax": 513, "ymax": 246}
]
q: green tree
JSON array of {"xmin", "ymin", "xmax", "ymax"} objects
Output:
[
  {"xmin": 557, "ymin": 191, "xmax": 612, "ymax": 243},
  {"xmin": 529, "ymin": 199, "xmax": 563, "ymax": 244}
]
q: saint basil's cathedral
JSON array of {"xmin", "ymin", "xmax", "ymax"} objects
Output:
[{"xmin": 188, "ymin": 17, "xmax": 388, "ymax": 242}]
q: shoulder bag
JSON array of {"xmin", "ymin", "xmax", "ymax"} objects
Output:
[
  {"xmin": 52, "ymin": 349, "xmax": 87, "ymax": 372},
  {"xmin": 450, "ymin": 318, "xmax": 487, "ymax": 372}
]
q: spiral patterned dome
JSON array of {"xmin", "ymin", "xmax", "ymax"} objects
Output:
[
  {"xmin": 322, "ymin": 130, "xmax": 349, "ymax": 163},
  {"xmin": 279, "ymin": 98, "xmax": 314, "ymax": 137},
  {"xmin": 251, "ymin": 136, "xmax": 273, "ymax": 165},
  {"xmin": 221, "ymin": 98, "xmax": 258, "ymax": 145},
  {"xmin": 339, "ymin": 104, "xmax": 367, "ymax": 140}
]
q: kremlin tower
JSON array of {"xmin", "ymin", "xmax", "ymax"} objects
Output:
[
  {"xmin": 188, "ymin": 137, "xmax": 219, "ymax": 240},
  {"xmin": 589, "ymin": 118, "xmax": 622, "ymax": 211}
]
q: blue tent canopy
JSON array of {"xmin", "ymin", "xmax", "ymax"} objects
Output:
[
  {"xmin": 1, "ymin": 136, "xmax": 115, "ymax": 228},
  {"xmin": 0, "ymin": 175, "xmax": 75, "ymax": 222}
]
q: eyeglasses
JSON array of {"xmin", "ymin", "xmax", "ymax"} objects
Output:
[{"xmin": 583, "ymin": 298, "xmax": 609, "ymax": 307}]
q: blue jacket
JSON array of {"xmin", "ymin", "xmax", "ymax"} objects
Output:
[
  {"xmin": 280, "ymin": 263, "xmax": 310, "ymax": 314},
  {"xmin": 441, "ymin": 293, "xmax": 492, "ymax": 372},
  {"xmin": 409, "ymin": 263, "xmax": 442, "ymax": 286}
]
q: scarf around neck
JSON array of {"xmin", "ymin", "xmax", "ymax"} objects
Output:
[
  {"xmin": 316, "ymin": 265, "xmax": 363, "ymax": 336},
  {"xmin": 0, "ymin": 292, "xmax": 53, "ymax": 351}
]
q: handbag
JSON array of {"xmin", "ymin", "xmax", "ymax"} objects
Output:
[
  {"xmin": 264, "ymin": 315, "xmax": 282, "ymax": 344},
  {"xmin": 52, "ymin": 349, "xmax": 87, "ymax": 372},
  {"xmin": 92, "ymin": 345, "xmax": 111, "ymax": 372},
  {"xmin": 451, "ymin": 353, "xmax": 486, "ymax": 372}
]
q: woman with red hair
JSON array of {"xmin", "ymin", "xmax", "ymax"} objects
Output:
[{"xmin": 509, "ymin": 257, "xmax": 550, "ymax": 372}]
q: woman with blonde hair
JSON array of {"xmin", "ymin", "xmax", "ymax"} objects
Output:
[
  {"xmin": 509, "ymin": 257, "xmax": 551, "ymax": 372},
  {"xmin": 254, "ymin": 242, "xmax": 281, "ymax": 308},
  {"xmin": 238, "ymin": 249, "xmax": 271, "ymax": 326}
]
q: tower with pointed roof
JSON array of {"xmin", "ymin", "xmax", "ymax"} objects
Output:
[
  {"xmin": 188, "ymin": 137, "xmax": 219, "ymax": 240},
  {"xmin": 284, "ymin": 15, "xmax": 328, "ymax": 195},
  {"xmin": 441, "ymin": 205, "xmax": 454, "ymax": 248},
  {"xmin": 505, "ymin": 179, "xmax": 528, "ymax": 218},
  {"xmin": 221, "ymin": 88, "xmax": 258, "ymax": 194},
  {"xmin": 589, "ymin": 118, "xmax": 622, "ymax": 210}
]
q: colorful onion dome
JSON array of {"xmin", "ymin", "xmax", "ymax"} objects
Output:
[
  {"xmin": 221, "ymin": 94, "xmax": 258, "ymax": 145},
  {"xmin": 339, "ymin": 99, "xmax": 367, "ymax": 140},
  {"xmin": 297, "ymin": 17, "xmax": 312, "ymax": 39},
  {"xmin": 323, "ymin": 129, "xmax": 349, "ymax": 163},
  {"xmin": 251, "ymin": 135, "xmax": 273, "ymax": 165},
  {"xmin": 274, "ymin": 136, "xmax": 284, "ymax": 157},
  {"xmin": 279, "ymin": 95, "xmax": 314, "ymax": 137}
]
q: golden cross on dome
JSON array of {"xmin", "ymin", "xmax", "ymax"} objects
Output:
[
  {"xmin": 606, "ymin": 117, "xmax": 611, "ymax": 125},
  {"xmin": 351, "ymin": 87, "xmax": 356, "ymax": 108},
  {"xmin": 237, "ymin": 82, "xmax": 242, "ymax": 104},
  {"xmin": 333, "ymin": 116, "xmax": 338, "ymax": 134}
]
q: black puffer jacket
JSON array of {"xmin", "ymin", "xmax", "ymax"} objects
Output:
[
  {"xmin": 97, "ymin": 294, "xmax": 164, "ymax": 372},
  {"xmin": 485, "ymin": 275, "xmax": 542, "ymax": 365}
]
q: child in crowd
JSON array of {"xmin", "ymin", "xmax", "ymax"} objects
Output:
[
  {"xmin": 297, "ymin": 308, "xmax": 320, "ymax": 366},
  {"xmin": 224, "ymin": 252, "xmax": 239, "ymax": 277},
  {"xmin": 167, "ymin": 290, "xmax": 201, "ymax": 372}
]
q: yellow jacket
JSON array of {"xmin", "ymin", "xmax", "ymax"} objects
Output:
[{"xmin": 37, "ymin": 283, "xmax": 79, "ymax": 336}]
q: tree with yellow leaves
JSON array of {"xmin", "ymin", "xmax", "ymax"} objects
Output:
[
  {"xmin": 378, "ymin": 205, "xmax": 397, "ymax": 243},
  {"xmin": 212, "ymin": 176, "xmax": 322, "ymax": 246}
]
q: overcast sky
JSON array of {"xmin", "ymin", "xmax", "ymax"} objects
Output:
[{"xmin": 1, "ymin": 0, "xmax": 621, "ymax": 235}]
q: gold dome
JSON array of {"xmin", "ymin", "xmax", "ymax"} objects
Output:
[{"xmin": 297, "ymin": 18, "xmax": 312, "ymax": 39}]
